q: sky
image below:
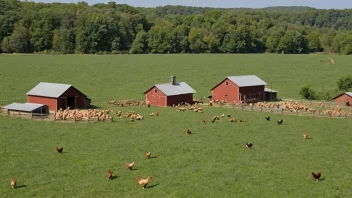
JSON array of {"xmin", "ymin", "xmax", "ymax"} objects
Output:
[{"xmin": 35, "ymin": 0, "xmax": 352, "ymax": 9}]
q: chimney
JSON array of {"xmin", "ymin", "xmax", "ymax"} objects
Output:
[{"xmin": 169, "ymin": 76, "xmax": 176, "ymax": 85}]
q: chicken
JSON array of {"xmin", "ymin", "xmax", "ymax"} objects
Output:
[
  {"xmin": 156, "ymin": 112, "xmax": 159, "ymax": 116},
  {"xmin": 186, "ymin": 129, "xmax": 191, "ymax": 135},
  {"xmin": 239, "ymin": 118, "xmax": 243, "ymax": 122},
  {"xmin": 145, "ymin": 152, "xmax": 151, "ymax": 159},
  {"xmin": 221, "ymin": 114, "xmax": 225, "ymax": 118},
  {"xmin": 107, "ymin": 170, "xmax": 113, "ymax": 180},
  {"xmin": 202, "ymin": 119, "xmax": 206, "ymax": 124},
  {"xmin": 56, "ymin": 147, "xmax": 63, "ymax": 153},
  {"xmin": 312, "ymin": 172, "xmax": 321, "ymax": 182},
  {"xmin": 265, "ymin": 116, "xmax": 270, "ymax": 121},
  {"xmin": 303, "ymin": 133, "xmax": 309, "ymax": 139},
  {"xmin": 277, "ymin": 119, "xmax": 283, "ymax": 125},
  {"xmin": 126, "ymin": 162, "xmax": 135, "ymax": 171},
  {"xmin": 137, "ymin": 176, "xmax": 152, "ymax": 189},
  {"xmin": 246, "ymin": 143, "xmax": 253, "ymax": 149},
  {"xmin": 150, "ymin": 113, "xmax": 154, "ymax": 116},
  {"xmin": 230, "ymin": 118, "xmax": 235, "ymax": 122},
  {"xmin": 10, "ymin": 178, "xmax": 16, "ymax": 189},
  {"xmin": 227, "ymin": 114, "xmax": 231, "ymax": 117},
  {"xmin": 211, "ymin": 118, "xmax": 215, "ymax": 123}
]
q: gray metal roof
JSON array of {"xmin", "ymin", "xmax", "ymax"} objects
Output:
[
  {"xmin": 152, "ymin": 82, "xmax": 196, "ymax": 96},
  {"xmin": 346, "ymin": 92, "xmax": 352, "ymax": 97},
  {"xmin": 264, "ymin": 88, "xmax": 278, "ymax": 93},
  {"xmin": 26, "ymin": 82, "xmax": 72, "ymax": 98},
  {"xmin": 227, "ymin": 75, "xmax": 267, "ymax": 87},
  {"xmin": 4, "ymin": 103, "xmax": 46, "ymax": 112}
]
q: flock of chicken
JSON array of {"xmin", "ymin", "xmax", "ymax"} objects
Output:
[
  {"xmin": 54, "ymin": 107, "xmax": 113, "ymax": 121},
  {"xmin": 264, "ymin": 116, "xmax": 321, "ymax": 182},
  {"xmin": 107, "ymin": 151, "xmax": 153, "ymax": 189}
]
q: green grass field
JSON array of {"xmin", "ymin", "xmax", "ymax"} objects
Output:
[{"xmin": 1, "ymin": 54, "xmax": 352, "ymax": 197}]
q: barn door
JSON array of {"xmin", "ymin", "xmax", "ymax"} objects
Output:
[{"xmin": 61, "ymin": 97, "xmax": 67, "ymax": 110}]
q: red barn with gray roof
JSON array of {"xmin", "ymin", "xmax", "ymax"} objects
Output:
[
  {"xmin": 144, "ymin": 76, "xmax": 196, "ymax": 107},
  {"xmin": 333, "ymin": 92, "xmax": 352, "ymax": 105},
  {"xmin": 26, "ymin": 82, "xmax": 91, "ymax": 111},
  {"xmin": 210, "ymin": 75, "xmax": 268, "ymax": 103}
]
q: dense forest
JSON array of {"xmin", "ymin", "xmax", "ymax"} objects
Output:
[{"xmin": 1, "ymin": 0, "xmax": 352, "ymax": 54}]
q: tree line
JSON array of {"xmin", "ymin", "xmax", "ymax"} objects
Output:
[{"xmin": 1, "ymin": 0, "xmax": 352, "ymax": 54}]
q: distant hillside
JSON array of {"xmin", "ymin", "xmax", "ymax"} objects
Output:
[
  {"xmin": 258, "ymin": 6, "xmax": 317, "ymax": 12},
  {"xmin": 143, "ymin": 5, "xmax": 320, "ymax": 17}
]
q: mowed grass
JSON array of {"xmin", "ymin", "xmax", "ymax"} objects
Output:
[
  {"xmin": 0, "ymin": 54, "xmax": 352, "ymax": 197},
  {"xmin": 0, "ymin": 54, "xmax": 351, "ymax": 106},
  {"xmin": 1, "ymin": 106, "xmax": 352, "ymax": 197}
]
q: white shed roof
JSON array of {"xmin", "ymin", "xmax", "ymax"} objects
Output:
[{"xmin": 4, "ymin": 103, "xmax": 46, "ymax": 112}]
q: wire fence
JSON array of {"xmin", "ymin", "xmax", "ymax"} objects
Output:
[{"xmin": 204, "ymin": 102, "xmax": 352, "ymax": 119}]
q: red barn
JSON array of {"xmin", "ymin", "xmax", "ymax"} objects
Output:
[
  {"xmin": 211, "ymin": 75, "xmax": 268, "ymax": 103},
  {"xmin": 144, "ymin": 76, "xmax": 196, "ymax": 107},
  {"xmin": 333, "ymin": 92, "xmax": 352, "ymax": 105},
  {"xmin": 26, "ymin": 82, "xmax": 91, "ymax": 111}
]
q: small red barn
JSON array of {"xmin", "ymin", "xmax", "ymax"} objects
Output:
[
  {"xmin": 211, "ymin": 75, "xmax": 268, "ymax": 103},
  {"xmin": 144, "ymin": 76, "xmax": 196, "ymax": 107},
  {"xmin": 333, "ymin": 92, "xmax": 352, "ymax": 105},
  {"xmin": 26, "ymin": 82, "xmax": 91, "ymax": 111}
]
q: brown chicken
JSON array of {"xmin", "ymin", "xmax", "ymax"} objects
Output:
[
  {"xmin": 145, "ymin": 152, "xmax": 151, "ymax": 159},
  {"xmin": 211, "ymin": 118, "xmax": 215, "ymax": 123},
  {"xmin": 186, "ymin": 129, "xmax": 191, "ymax": 135},
  {"xmin": 56, "ymin": 147, "xmax": 63, "ymax": 153},
  {"xmin": 107, "ymin": 170, "xmax": 113, "ymax": 180},
  {"xmin": 137, "ymin": 176, "xmax": 152, "ymax": 189},
  {"xmin": 10, "ymin": 178, "xmax": 16, "ymax": 189},
  {"xmin": 239, "ymin": 118, "xmax": 243, "ymax": 122},
  {"xmin": 303, "ymin": 133, "xmax": 309, "ymax": 139},
  {"xmin": 126, "ymin": 162, "xmax": 135, "ymax": 170},
  {"xmin": 312, "ymin": 172, "xmax": 321, "ymax": 182},
  {"xmin": 156, "ymin": 112, "xmax": 159, "ymax": 116},
  {"xmin": 202, "ymin": 119, "xmax": 206, "ymax": 124},
  {"xmin": 227, "ymin": 114, "xmax": 231, "ymax": 117}
]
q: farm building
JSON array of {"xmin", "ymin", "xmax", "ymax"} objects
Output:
[
  {"xmin": 333, "ymin": 92, "xmax": 352, "ymax": 105},
  {"xmin": 3, "ymin": 103, "xmax": 49, "ymax": 115},
  {"xmin": 210, "ymin": 75, "xmax": 277, "ymax": 103},
  {"xmin": 144, "ymin": 76, "xmax": 196, "ymax": 107},
  {"xmin": 26, "ymin": 82, "xmax": 91, "ymax": 111}
]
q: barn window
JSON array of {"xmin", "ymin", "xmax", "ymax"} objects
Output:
[
  {"xmin": 154, "ymin": 88, "xmax": 158, "ymax": 94},
  {"xmin": 225, "ymin": 81, "xmax": 229, "ymax": 86}
]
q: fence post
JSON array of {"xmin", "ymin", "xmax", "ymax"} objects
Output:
[
  {"xmin": 329, "ymin": 113, "xmax": 331, "ymax": 118},
  {"xmin": 313, "ymin": 111, "xmax": 315, "ymax": 117},
  {"xmin": 296, "ymin": 110, "xmax": 298, "ymax": 116},
  {"xmin": 281, "ymin": 109, "xmax": 284, "ymax": 114},
  {"xmin": 241, "ymin": 104, "xmax": 244, "ymax": 111},
  {"xmin": 97, "ymin": 117, "xmax": 100, "ymax": 122},
  {"xmin": 74, "ymin": 117, "xmax": 76, "ymax": 123},
  {"xmin": 261, "ymin": 106, "xmax": 263, "ymax": 112},
  {"xmin": 345, "ymin": 113, "xmax": 347, "ymax": 119},
  {"xmin": 271, "ymin": 108, "xmax": 273, "ymax": 114},
  {"xmin": 251, "ymin": 105, "xmax": 253, "ymax": 111},
  {"xmin": 31, "ymin": 112, "xmax": 33, "ymax": 119}
]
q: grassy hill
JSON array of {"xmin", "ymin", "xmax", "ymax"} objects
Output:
[{"xmin": 0, "ymin": 54, "xmax": 352, "ymax": 197}]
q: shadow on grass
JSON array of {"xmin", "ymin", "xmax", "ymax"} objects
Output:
[
  {"xmin": 148, "ymin": 156, "xmax": 157, "ymax": 159},
  {"xmin": 89, "ymin": 105, "xmax": 100, "ymax": 109},
  {"xmin": 145, "ymin": 182, "xmax": 159, "ymax": 189},
  {"xmin": 319, "ymin": 178, "xmax": 326, "ymax": 181},
  {"xmin": 131, "ymin": 168, "xmax": 139, "ymax": 171},
  {"xmin": 111, "ymin": 176, "xmax": 119, "ymax": 180},
  {"xmin": 16, "ymin": 185, "xmax": 27, "ymax": 188}
]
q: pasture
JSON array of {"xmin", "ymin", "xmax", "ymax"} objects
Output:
[{"xmin": 1, "ymin": 54, "xmax": 352, "ymax": 197}]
